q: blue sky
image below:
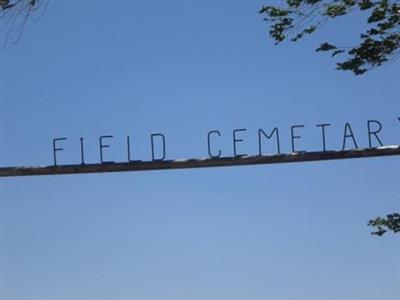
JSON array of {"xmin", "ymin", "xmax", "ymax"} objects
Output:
[{"xmin": 1, "ymin": 1, "xmax": 399, "ymax": 300}]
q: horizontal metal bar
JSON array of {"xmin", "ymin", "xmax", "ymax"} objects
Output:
[{"xmin": 1, "ymin": 146, "xmax": 399, "ymax": 177}]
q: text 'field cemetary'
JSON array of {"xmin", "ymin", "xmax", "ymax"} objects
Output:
[{"xmin": 1, "ymin": 118, "xmax": 399, "ymax": 177}]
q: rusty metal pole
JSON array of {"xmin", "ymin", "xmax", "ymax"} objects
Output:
[{"xmin": 0, "ymin": 146, "xmax": 399, "ymax": 177}]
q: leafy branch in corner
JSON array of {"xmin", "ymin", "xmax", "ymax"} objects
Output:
[
  {"xmin": 0, "ymin": 0, "xmax": 48, "ymax": 48},
  {"xmin": 259, "ymin": 0, "xmax": 400, "ymax": 75},
  {"xmin": 368, "ymin": 213, "xmax": 400, "ymax": 236}
]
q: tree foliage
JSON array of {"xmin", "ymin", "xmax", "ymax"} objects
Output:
[
  {"xmin": 368, "ymin": 213, "xmax": 400, "ymax": 236},
  {"xmin": 259, "ymin": 0, "xmax": 400, "ymax": 75},
  {"xmin": 0, "ymin": 0, "xmax": 48, "ymax": 48}
]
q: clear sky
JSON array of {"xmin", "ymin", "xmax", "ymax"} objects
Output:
[{"xmin": 1, "ymin": 1, "xmax": 399, "ymax": 300}]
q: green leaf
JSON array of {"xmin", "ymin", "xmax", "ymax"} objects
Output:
[{"xmin": 316, "ymin": 42, "xmax": 337, "ymax": 51}]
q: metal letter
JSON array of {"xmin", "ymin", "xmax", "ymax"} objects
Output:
[
  {"xmin": 367, "ymin": 120, "xmax": 383, "ymax": 147},
  {"xmin": 207, "ymin": 130, "xmax": 222, "ymax": 158},
  {"xmin": 342, "ymin": 123, "xmax": 358, "ymax": 150},
  {"xmin": 291, "ymin": 125, "xmax": 305, "ymax": 153},
  {"xmin": 233, "ymin": 129, "xmax": 247, "ymax": 157},
  {"xmin": 99, "ymin": 135, "xmax": 114, "ymax": 164},
  {"xmin": 258, "ymin": 127, "xmax": 280, "ymax": 155},
  {"xmin": 53, "ymin": 137, "xmax": 67, "ymax": 166},
  {"xmin": 126, "ymin": 136, "xmax": 140, "ymax": 163},
  {"xmin": 151, "ymin": 133, "xmax": 166, "ymax": 161},
  {"xmin": 80, "ymin": 137, "xmax": 85, "ymax": 165},
  {"xmin": 316, "ymin": 123, "xmax": 331, "ymax": 152}
]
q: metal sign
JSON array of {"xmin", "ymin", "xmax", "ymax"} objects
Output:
[{"xmin": 1, "ymin": 118, "xmax": 399, "ymax": 177}]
